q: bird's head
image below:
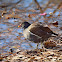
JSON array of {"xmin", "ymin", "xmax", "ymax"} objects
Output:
[{"xmin": 18, "ymin": 21, "xmax": 31, "ymax": 29}]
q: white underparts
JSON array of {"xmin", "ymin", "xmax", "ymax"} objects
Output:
[{"xmin": 23, "ymin": 28, "xmax": 42, "ymax": 39}]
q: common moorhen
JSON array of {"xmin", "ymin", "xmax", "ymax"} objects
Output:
[{"xmin": 18, "ymin": 21, "xmax": 58, "ymax": 48}]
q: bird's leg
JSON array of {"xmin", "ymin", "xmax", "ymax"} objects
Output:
[
  {"xmin": 41, "ymin": 41, "xmax": 45, "ymax": 52},
  {"xmin": 36, "ymin": 43, "xmax": 39, "ymax": 49},
  {"xmin": 41, "ymin": 41, "xmax": 43, "ymax": 48}
]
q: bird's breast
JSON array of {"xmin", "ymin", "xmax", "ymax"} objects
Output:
[
  {"xmin": 23, "ymin": 28, "xmax": 42, "ymax": 43},
  {"xmin": 23, "ymin": 28, "xmax": 30, "ymax": 39}
]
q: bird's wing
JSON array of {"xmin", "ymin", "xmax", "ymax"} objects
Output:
[{"xmin": 28, "ymin": 22, "xmax": 52, "ymax": 37}]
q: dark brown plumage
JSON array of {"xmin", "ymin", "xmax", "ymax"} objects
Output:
[{"xmin": 19, "ymin": 21, "xmax": 58, "ymax": 48}]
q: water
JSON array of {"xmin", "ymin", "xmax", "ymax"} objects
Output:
[{"xmin": 0, "ymin": 0, "xmax": 62, "ymax": 56}]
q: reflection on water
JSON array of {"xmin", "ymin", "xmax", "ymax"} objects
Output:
[
  {"xmin": 0, "ymin": 24, "xmax": 8, "ymax": 31},
  {"xmin": 0, "ymin": 0, "xmax": 62, "ymax": 56},
  {"xmin": 0, "ymin": 0, "xmax": 20, "ymax": 3}
]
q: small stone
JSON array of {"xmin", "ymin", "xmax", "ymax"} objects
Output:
[
  {"xmin": 59, "ymin": 59, "xmax": 62, "ymax": 60},
  {"xmin": 37, "ymin": 54, "xmax": 39, "ymax": 56},
  {"xmin": 20, "ymin": 57, "xmax": 22, "ymax": 58},
  {"xmin": 34, "ymin": 59, "xmax": 38, "ymax": 61},
  {"xmin": 40, "ymin": 52, "xmax": 43, "ymax": 55},
  {"xmin": 35, "ymin": 57, "xmax": 41, "ymax": 59},
  {"xmin": 31, "ymin": 55, "xmax": 34, "ymax": 56},
  {"xmin": 27, "ymin": 57, "xmax": 30, "ymax": 58}
]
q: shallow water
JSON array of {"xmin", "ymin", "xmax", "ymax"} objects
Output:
[{"xmin": 0, "ymin": 0, "xmax": 62, "ymax": 56}]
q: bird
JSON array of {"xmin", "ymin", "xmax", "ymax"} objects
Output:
[{"xmin": 18, "ymin": 21, "xmax": 58, "ymax": 48}]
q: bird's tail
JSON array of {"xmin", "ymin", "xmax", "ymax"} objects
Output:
[
  {"xmin": 53, "ymin": 32, "xmax": 58, "ymax": 36},
  {"xmin": 51, "ymin": 32, "xmax": 58, "ymax": 37}
]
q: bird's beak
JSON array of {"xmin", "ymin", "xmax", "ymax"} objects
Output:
[{"xmin": 18, "ymin": 24, "xmax": 21, "ymax": 27}]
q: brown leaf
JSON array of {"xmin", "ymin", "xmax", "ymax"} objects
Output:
[
  {"xmin": 60, "ymin": 27, "xmax": 62, "ymax": 30},
  {"xmin": 44, "ymin": 40, "xmax": 56, "ymax": 48},
  {"xmin": 49, "ymin": 21, "xmax": 58, "ymax": 27},
  {"xmin": 52, "ymin": 21, "xmax": 58, "ymax": 25}
]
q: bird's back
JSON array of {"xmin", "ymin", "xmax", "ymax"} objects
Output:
[{"xmin": 23, "ymin": 22, "xmax": 58, "ymax": 43}]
